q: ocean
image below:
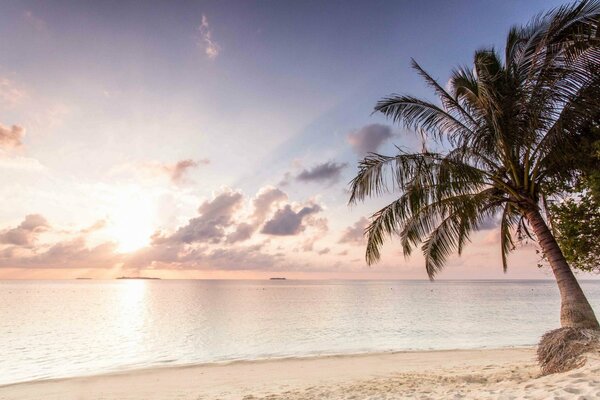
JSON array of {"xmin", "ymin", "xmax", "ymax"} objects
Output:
[{"xmin": 1, "ymin": 279, "xmax": 599, "ymax": 385}]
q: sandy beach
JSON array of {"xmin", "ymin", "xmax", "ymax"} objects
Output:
[{"xmin": 1, "ymin": 347, "xmax": 599, "ymax": 400}]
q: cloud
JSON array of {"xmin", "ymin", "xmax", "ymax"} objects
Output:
[
  {"xmin": 0, "ymin": 123, "xmax": 25, "ymax": 149},
  {"xmin": 226, "ymin": 186, "xmax": 287, "ymax": 243},
  {"xmin": 261, "ymin": 204, "xmax": 322, "ymax": 236},
  {"xmin": 125, "ymin": 240, "xmax": 284, "ymax": 272},
  {"xmin": 296, "ymin": 162, "xmax": 347, "ymax": 185},
  {"xmin": 0, "ymin": 187, "xmax": 331, "ymax": 274},
  {"xmin": 174, "ymin": 189, "xmax": 324, "ymax": 247},
  {"xmin": 300, "ymin": 216, "xmax": 329, "ymax": 251},
  {"xmin": 278, "ymin": 172, "xmax": 293, "ymax": 187},
  {"xmin": 252, "ymin": 187, "xmax": 287, "ymax": 222},
  {"xmin": 0, "ymin": 79, "xmax": 27, "ymax": 106},
  {"xmin": 19, "ymin": 214, "xmax": 48, "ymax": 231},
  {"xmin": 43, "ymin": 239, "xmax": 118, "ymax": 268},
  {"xmin": 166, "ymin": 158, "xmax": 209, "ymax": 184},
  {"xmin": 198, "ymin": 15, "xmax": 220, "ymax": 60},
  {"xmin": 347, "ymin": 124, "xmax": 394, "ymax": 156},
  {"xmin": 280, "ymin": 161, "xmax": 347, "ymax": 186},
  {"xmin": 339, "ymin": 217, "xmax": 369, "ymax": 245},
  {"xmin": 158, "ymin": 190, "xmax": 244, "ymax": 244},
  {"xmin": 109, "ymin": 158, "xmax": 209, "ymax": 184},
  {"xmin": 226, "ymin": 222, "xmax": 255, "ymax": 244},
  {"xmin": 0, "ymin": 214, "xmax": 49, "ymax": 247},
  {"xmin": 80, "ymin": 219, "xmax": 107, "ymax": 234},
  {"xmin": 178, "ymin": 244, "xmax": 281, "ymax": 271},
  {"xmin": 124, "ymin": 241, "xmax": 184, "ymax": 269},
  {"xmin": 0, "ymin": 215, "xmax": 116, "ymax": 270},
  {"xmin": 126, "ymin": 236, "xmax": 286, "ymax": 272},
  {"xmin": 0, "ymin": 236, "xmax": 121, "ymax": 269}
]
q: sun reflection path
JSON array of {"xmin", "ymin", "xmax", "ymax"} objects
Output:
[{"xmin": 114, "ymin": 280, "xmax": 150, "ymax": 356}]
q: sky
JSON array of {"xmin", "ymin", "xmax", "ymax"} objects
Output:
[{"xmin": 1, "ymin": 0, "xmax": 591, "ymax": 280}]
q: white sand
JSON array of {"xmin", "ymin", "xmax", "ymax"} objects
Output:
[{"xmin": 1, "ymin": 347, "xmax": 599, "ymax": 400}]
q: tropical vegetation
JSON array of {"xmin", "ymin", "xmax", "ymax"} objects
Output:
[{"xmin": 547, "ymin": 126, "xmax": 600, "ymax": 272}]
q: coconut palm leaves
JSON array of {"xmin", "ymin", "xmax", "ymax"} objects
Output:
[{"xmin": 349, "ymin": 0, "xmax": 600, "ymax": 279}]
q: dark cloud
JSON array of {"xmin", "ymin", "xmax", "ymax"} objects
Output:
[
  {"xmin": 295, "ymin": 162, "xmax": 347, "ymax": 185},
  {"xmin": 339, "ymin": 217, "xmax": 369, "ymax": 245},
  {"xmin": 347, "ymin": 124, "xmax": 393, "ymax": 156},
  {"xmin": 226, "ymin": 187, "xmax": 287, "ymax": 243},
  {"xmin": 226, "ymin": 222, "xmax": 255, "ymax": 244},
  {"xmin": 158, "ymin": 185, "xmax": 313, "ymax": 246},
  {"xmin": 0, "ymin": 214, "xmax": 49, "ymax": 246},
  {"xmin": 0, "ymin": 123, "xmax": 25, "ymax": 149},
  {"xmin": 261, "ymin": 204, "xmax": 322, "ymax": 236},
  {"xmin": 159, "ymin": 190, "xmax": 243, "ymax": 244},
  {"xmin": 251, "ymin": 187, "xmax": 287, "ymax": 222}
]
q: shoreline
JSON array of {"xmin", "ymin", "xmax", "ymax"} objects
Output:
[
  {"xmin": 0, "ymin": 345, "xmax": 536, "ymax": 388},
  {"xmin": 7, "ymin": 346, "xmax": 598, "ymax": 400},
  {"xmin": 2, "ymin": 347, "xmax": 599, "ymax": 399}
]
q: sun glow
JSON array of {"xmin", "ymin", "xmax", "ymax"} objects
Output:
[{"xmin": 106, "ymin": 189, "xmax": 156, "ymax": 253}]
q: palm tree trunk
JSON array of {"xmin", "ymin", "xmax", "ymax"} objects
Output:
[{"xmin": 526, "ymin": 207, "xmax": 599, "ymax": 329}]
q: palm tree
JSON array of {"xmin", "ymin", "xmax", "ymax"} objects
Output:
[{"xmin": 349, "ymin": 0, "xmax": 600, "ymax": 329}]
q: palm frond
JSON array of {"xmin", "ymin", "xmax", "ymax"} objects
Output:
[
  {"xmin": 421, "ymin": 199, "xmax": 505, "ymax": 279},
  {"xmin": 410, "ymin": 59, "xmax": 482, "ymax": 131},
  {"xmin": 351, "ymin": 1, "xmax": 600, "ymax": 279},
  {"xmin": 374, "ymin": 95, "xmax": 474, "ymax": 145}
]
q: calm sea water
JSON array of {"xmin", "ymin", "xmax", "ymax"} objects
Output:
[{"xmin": 1, "ymin": 279, "xmax": 599, "ymax": 385}]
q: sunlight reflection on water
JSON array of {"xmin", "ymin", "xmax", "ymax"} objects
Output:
[{"xmin": 1, "ymin": 279, "xmax": 599, "ymax": 385}]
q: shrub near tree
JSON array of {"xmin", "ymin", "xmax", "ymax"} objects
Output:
[{"xmin": 548, "ymin": 126, "xmax": 600, "ymax": 273}]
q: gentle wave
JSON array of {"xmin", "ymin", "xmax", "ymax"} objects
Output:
[{"xmin": 1, "ymin": 279, "xmax": 599, "ymax": 385}]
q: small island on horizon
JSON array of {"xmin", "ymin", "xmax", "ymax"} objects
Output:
[
  {"xmin": 269, "ymin": 277, "xmax": 286, "ymax": 280},
  {"xmin": 116, "ymin": 277, "xmax": 161, "ymax": 280}
]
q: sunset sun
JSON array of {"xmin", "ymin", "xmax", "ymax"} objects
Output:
[{"xmin": 106, "ymin": 190, "xmax": 156, "ymax": 253}]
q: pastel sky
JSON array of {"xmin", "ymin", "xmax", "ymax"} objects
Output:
[{"xmin": 1, "ymin": 0, "xmax": 589, "ymax": 280}]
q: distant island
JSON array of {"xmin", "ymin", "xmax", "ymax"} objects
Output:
[
  {"xmin": 269, "ymin": 277, "xmax": 286, "ymax": 280},
  {"xmin": 76, "ymin": 277, "xmax": 92, "ymax": 280},
  {"xmin": 116, "ymin": 277, "xmax": 161, "ymax": 280}
]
